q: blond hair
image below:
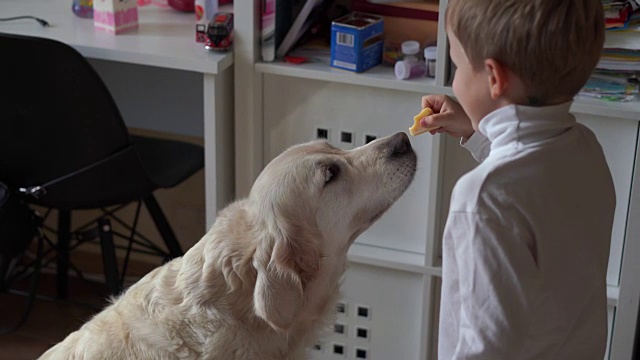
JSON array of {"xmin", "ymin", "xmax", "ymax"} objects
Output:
[{"xmin": 446, "ymin": 0, "xmax": 604, "ymax": 104}]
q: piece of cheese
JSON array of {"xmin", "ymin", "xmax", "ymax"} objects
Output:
[{"xmin": 409, "ymin": 107, "xmax": 439, "ymax": 136}]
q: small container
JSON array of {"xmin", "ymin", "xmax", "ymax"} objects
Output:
[
  {"xmin": 424, "ymin": 46, "xmax": 437, "ymax": 78},
  {"xmin": 401, "ymin": 40, "xmax": 421, "ymax": 62},
  {"xmin": 394, "ymin": 60, "xmax": 426, "ymax": 80},
  {"xmin": 395, "ymin": 40, "xmax": 426, "ymax": 80}
]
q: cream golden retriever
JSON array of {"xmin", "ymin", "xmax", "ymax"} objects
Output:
[{"xmin": 39, "ymin": 132, "xmax": 417, "ymax": 360}]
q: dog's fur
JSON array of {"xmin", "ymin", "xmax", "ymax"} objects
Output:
[{"xmin": 38, "ymin": 133, "xmax": 417, "ymax": 360}]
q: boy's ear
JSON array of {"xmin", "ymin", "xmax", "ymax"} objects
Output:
[{"xmin": 484, "ymin": 58, "xmax": 508, "ymax": 100}]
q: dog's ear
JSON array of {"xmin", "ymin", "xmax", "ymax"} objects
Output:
[
  {"xmin": 254, "ymin": 228, "xmax": 320, "ymax": 331},
  {"xmin": 254, "ymin": 239, "xmax": 303, "ymax": 331}
]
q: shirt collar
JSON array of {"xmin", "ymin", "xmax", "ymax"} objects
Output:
[{"xmin": 478, "ymin": 101, "xmax": 576, "ymax": 153}]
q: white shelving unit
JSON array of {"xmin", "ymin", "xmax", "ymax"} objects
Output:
[
  {"xmin": 234, "ymin": 1, "xmax": 640, "ymax": 359},
  {"xmin": 255, "ymin": 61, "xmax": 450, "ymax": 95}
]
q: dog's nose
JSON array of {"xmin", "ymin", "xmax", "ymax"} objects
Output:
[{"xmin": 392, "ymin": 132, "xmax": 412, "ymax": 154}]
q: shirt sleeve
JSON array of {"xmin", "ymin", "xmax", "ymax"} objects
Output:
[
  {"xmin": 446, "ymin": 211, "xmax": 539, "ymax": 359},
  {"xmin": 460, "ymin": 132, "xmax": 491, "ymax": 163}
]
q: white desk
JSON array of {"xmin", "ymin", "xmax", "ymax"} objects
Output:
[{"xmin": 0, "ymin": 0, "xmax": 235, "ymax": 227}]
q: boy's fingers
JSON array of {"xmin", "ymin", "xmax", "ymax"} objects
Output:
[
  {"xmin": 421, "ymin": 95, "xmax": 445, "ymax": 112},
  {"xmin": 420, "ymin": 114, "xmax": 447, "ymax": 128},
  {"xmin": 421, "ymin": 95, "xmax": 433, "ymax": 110},
  {"xmin": 419, "ymin": 115, "xmax": 434, "ymax": 128}
]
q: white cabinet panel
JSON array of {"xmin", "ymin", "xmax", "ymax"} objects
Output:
[
  {"xmin": 606, "ymin": 306, "xmax": 615, "ymax": 360},
  {"xmin": 310, "ymin": 264, "xmax": 425, "ymax": 360},
  {"xmin": 429, "ymin": 277, "xmax": 443, "ymax": 360},
  {"xmin": 264, "ymin": 75, "xmax": 437, "ymax": 255}
]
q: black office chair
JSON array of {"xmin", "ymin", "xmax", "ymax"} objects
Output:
[{"xmin": 0, "ymin": 33, "xmax": 204, "ymax": 299}]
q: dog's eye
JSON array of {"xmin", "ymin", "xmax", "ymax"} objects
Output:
[{"xmin": 324, "ymin": 164, "xmax": 340, "ymax": 184}]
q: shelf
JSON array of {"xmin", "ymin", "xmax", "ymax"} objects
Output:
[
  {"xmin": 256, "ymin": 61, "xmax": 454, "ymax": 95},
  {"xmin": 256, "ymin": 61, "xmax": 640, "ymax": 121},
  {"xmin": 346, "ymin": 243, "xmax": 620, "ymax": 306},
  {"xmin": 571, "ymin": 96, "xmax": 640, "ymax": 120},
  {"xmin": 347, "ymin": 243, "xmax": 442, "ymax": 276}
]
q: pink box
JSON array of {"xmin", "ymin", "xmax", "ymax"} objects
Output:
[{"xmin": 94, "ymin": 0, "xmax": 139, "ymax": 34}]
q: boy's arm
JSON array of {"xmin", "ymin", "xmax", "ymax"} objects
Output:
[
  {"xmin": 444, "ymin": 211, "xmax": 538, "ymax": 359},
  {"xmin": 419, "ymin": 95, "xmax": 490, "ymax": 162},
  {"xmin": 460, "ymin": 132, "xmax": 491, "ymax": 162},
  {"xmin": 419, "ymin": 95, "xmax": 475, "ymax": 139}
]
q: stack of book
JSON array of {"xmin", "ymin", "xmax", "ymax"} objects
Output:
[
  {"xmin": 579, "ymin": 0, "xmax": 640, "ymax": 101},
  {"xmin": 603, "ymin": 0, "xmax": 634, "ymax": 29},
  {"xmin": 598, "ymin": 29, "xmax": 640, "ymax": 71},
  {"xmin": 580, "ymin": 69, "xmax": 639, "ymax": 101}
]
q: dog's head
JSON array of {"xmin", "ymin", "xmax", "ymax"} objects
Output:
[{"xmin": 249, "ymin": 132, "xmax": 417, "ymax": 330}]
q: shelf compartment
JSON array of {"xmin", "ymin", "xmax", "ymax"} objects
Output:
[
  {"xmin": 257, "ymin": 62, "xmax": 640, "ymax": 121},
  {"xmin": 256, "ymin": 61, "xmax": 452, "ymax": 95}
]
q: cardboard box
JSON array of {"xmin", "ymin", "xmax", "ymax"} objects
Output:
[
  {"xmin": 94, "ymin": 0, "xmax": 139, "ymax": 34},
  {"xmin": 330, "ymin": 12, "xmax": 383, "ymax": 73}
]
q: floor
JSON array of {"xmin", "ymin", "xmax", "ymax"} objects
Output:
[{"xmin": 0, "ymin": 250, "xmax": 157, "ymax": 360}]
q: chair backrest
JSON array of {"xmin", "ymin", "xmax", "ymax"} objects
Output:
[{"xmin": 0, "ymin": 33, "xmax": 132, "ymax": 188}]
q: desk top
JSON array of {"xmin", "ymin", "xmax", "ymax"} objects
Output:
[{"xmin": 0, "ymin": 0, "xmax": 233, "ymax": 74}]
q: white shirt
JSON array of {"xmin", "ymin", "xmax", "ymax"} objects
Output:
[{"xmin": 438, "ymin": 102, "xmax": 616, "ymax": 360}]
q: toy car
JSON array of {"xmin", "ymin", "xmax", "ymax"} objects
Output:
[{"xmin": 205, "ymin": 12, "xmax": 234, "ymax": 51}]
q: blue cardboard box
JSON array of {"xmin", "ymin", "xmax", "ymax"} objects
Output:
[{"xmin": 330, "ymin": 12, "xmax": 384, "ymax": 73}]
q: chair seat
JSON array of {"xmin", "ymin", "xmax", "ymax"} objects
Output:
[{"xmin": 132, "ymin": 135, "xmax": 204, "ymax": 189}]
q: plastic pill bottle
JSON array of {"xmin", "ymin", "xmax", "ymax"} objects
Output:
[
  {"xmin": 424, "ymin": 46, "xmax": 437, "ymax": 78},
  {"xmin": 395, "ymin": 41, "xmax": 426, "ymax": 80}
]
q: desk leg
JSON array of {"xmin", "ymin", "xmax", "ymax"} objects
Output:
[
  {"xmin": 56, "ymin": 209, "xmax": 71, "ymax": 299},
  {"xmin": 203, "ymin": 67, "xmax": 235, "ymax": 229}
]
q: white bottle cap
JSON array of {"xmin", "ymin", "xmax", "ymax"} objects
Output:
[
  {"xmin": 401, "ymin": 40, "xmax": 421, "ymax": 56},
  {"xmin": 424, "ymin": 46, "xmax": 438, "ymax": 60},
  {"xmin": 395, "ymin": 60, "xmax": 412, "ymax": 80}
]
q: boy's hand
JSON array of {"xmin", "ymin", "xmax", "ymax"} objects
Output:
[{"xmin": 420, "ymin": 95, "xmax": 474, "ymax": 140}]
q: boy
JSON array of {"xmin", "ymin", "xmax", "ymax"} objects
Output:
[{"xmin": 418, "ymin": 0, "xmax": 616, "ymax": 358}]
